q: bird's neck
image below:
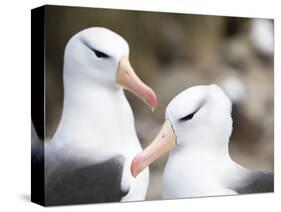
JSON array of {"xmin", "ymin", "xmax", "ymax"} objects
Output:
[
  {"xmin": 55, "ymin": 76, "xmax": 138, "ymax": 150},
  {"xmin": 63, "ymin": 78, "xmax": 122, "ymax": 114},
  {"xmin": 172, "ymin": 136, "xmax": 231, "ymax": 163}
]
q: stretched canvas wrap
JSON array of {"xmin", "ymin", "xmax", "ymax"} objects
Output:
[{"xmin": 31, "ymin": 5, "xmax": 274, "ymax": 206}]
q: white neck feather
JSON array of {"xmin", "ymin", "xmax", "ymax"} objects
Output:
[{"xmin": 51, "ymin": 67, "xmax": 141, "ymax": 160}]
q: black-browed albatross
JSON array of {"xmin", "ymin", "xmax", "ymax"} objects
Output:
[
  {"xmin": 131, "ymin": 84, "xmax": 273, "ymax": 199},
  {"xmin": 32, "ymin": 27, "xmax": 157, "ymax": 205}
]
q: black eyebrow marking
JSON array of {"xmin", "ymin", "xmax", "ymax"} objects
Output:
[
  {"xmin": 179, "ymin": 111, "xmax": 196, "ymax": 121},
  {"xmin": 92, "ymin": 49, "xmax": 110, "ymax": 58},
  {"xmin": 81, "ymin": 39, "xmax": 110, "ymax": 58},
  {"xmin": 179, "ymin": 98, "xmax": 206, "ymax": 122}
]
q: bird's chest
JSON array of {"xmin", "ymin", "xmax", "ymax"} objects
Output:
[
  {"xmin": 50, "ymin": 131, "xmax": 141, "ymax": 167},
  {"xmin": 162, "ymin": 153, "xmax": 230, "ymax": 198},
  {"xmin": 53, "ymin": 104, "xmax": 141, "ymax": 162}
]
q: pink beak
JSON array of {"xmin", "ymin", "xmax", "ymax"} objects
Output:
[
  {"xmin": 116, "ymin": 56, "xmax": 157, "ymax": 111},
  {"xmin": 131, "ymin": 120, "xmax": 176, "ymax": 177}
]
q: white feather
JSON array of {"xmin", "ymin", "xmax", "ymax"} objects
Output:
[
  {"xmin": 46, "ymin": 27, "xmax": 148, "ymax": 201},
  {"xmin": 163, "ymin": 84, "xmax": 240, "ymax": 198}
]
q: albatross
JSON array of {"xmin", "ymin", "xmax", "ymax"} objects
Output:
[
  {"xmin": 131, "ymin": 84, "xmax": 273, "ymax": 199},
  {"xmin": 32, "ymin": 27, "xmax": 157, "ymax": 205}
]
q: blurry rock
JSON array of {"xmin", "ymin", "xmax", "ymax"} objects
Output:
[
  {"xmin": 222, "ymin": 37, "xmax": 252, "ymax": 71},
  {"xmin": 221, "ymin": 75, "xmax": 246, "ymax": 103},
  {"xmin": 250, "ymin": 19, "xmax": 274, "ymax": 58}
]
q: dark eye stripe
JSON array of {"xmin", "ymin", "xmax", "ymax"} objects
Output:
[
  {"xmin": 81, "ymin": 40, "xmax": 110, "ymax": 58},
  {"xmin": 179, "ymin": 111, "xmax": 196, "ymax": 121},
  {"xmin": 178, "ymin": 100, "xmax": 206, "ymax": 122},
  {"xmin": 92, "ymin": 49, "xmax": 110, "ymax": 58}
]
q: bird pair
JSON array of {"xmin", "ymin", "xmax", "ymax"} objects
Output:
[{"xmin": 32, "ymin": 27, "xmax": 273, "ymax": 206}]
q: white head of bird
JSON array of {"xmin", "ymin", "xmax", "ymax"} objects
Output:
[
  {"xmin": 62, "ymin": 27, "xmax": 157, "ymax": 110},
  {"xmin": 53, "ymin": 27, "xmax": 158, "ymax": 163},
  {"xmin": 131, "ymin": 84, "xmax": 233, "ymax": 177}
]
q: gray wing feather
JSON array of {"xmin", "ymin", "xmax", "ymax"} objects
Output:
[
  {"xmin": 45, "ymin": 155, "xmax": 128, "ymax": 206},
  {"xmin": 231, "ymin": 170, "xmax": 273, "ymax": 194}
]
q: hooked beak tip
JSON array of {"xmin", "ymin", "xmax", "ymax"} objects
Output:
[
  {"xmin": 145, "ymin": 88, "xmax": 158, "ymax": 111},
  {"xmin": 130, "ymin": 156, "xmax": 140, "ymax": 178}
]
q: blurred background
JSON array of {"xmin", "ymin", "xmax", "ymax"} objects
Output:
[{"xmin": 45, "ymin": 5, "xmax": 274, "ymax": 200}]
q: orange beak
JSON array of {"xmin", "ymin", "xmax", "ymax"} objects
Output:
[
  {"xmin": 116, "ymin": 56, "xmax": 157, "ymax": 111},
  {"xmin": 130, "ymin": 120, "xmax": 176, "ymax": 177}
]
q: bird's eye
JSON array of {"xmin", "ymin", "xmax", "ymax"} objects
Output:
[
  {"xmin": 81, "ymin": 39, "xmax": 110, "ymax": 58},
  {"xmin": 179, "ymin": 111, "xmax": 196, "ymax": 121},
  {"xmin": 92, "ymin": 49, "xmax": 110, "ymax": 58}
]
